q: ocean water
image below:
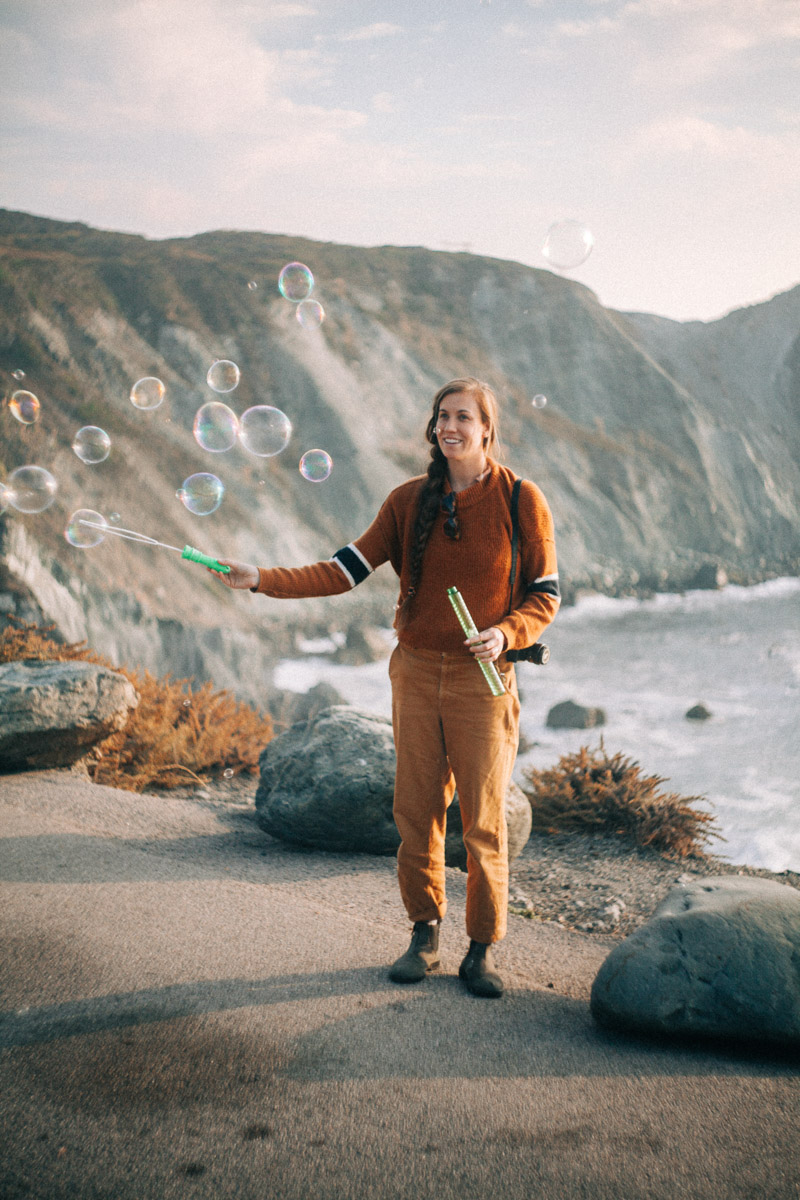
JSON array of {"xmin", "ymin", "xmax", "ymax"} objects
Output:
[{"xmin": 273, "ymin": 579, "xmax": 800, "ymax": 873}]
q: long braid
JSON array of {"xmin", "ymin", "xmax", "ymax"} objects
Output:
[{"xmin": 399, "ymin": 444, "xmax": 449, "ymax": 612}]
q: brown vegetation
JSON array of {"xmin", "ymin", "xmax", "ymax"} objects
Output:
[
  {"xmin": 520, "ymin": 740, "xmax": 720, "ymax": 860},
  {"xmin": 1, "ymin": 617, "xmax": 273, "ymax": 792}
]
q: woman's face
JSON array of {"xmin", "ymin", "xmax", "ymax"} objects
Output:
[{"xmin": 434, "ymin": 392, "xmax": 490, "ymax": 466}]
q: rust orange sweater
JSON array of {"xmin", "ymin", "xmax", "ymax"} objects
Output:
[{"xmin": 252, "ymin": 462, "xmax": 560, "ymax": 655}]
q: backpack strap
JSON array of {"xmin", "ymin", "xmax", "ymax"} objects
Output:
[{"xmin": 507, "ymin": 477, "xmax": 522, "ymax": 614}]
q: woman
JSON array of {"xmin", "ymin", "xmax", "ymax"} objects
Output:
[{"xmin": 213, "ymin": 377, "xmax": 560, "ymax": 998}]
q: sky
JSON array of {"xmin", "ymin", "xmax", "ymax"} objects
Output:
[{"xmin": 1, "ymin": 0, "xmax": 798, "ymax": 322}]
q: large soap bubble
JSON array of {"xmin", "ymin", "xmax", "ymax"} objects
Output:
[
  {"xmin": 299, "ymin": 449, "xmax": 333, "ymax": 482},
  {"xmin": 239, "ymin": 405, "xmax": 292, "ymax": 457},
  {"xmin": 296, "ymin": 299, "xmax": 325, "ymax": 330},
  {"xmin": 65, "ymin": 508, "xmax": 108, "ymax": 548},
  {"xmin": 130, "ymin": 377, "xmax": 165, "ymax": 410},
  {"xmin": 206, "ymin": 359, "xmax": 240, "ymax": 393},
  {"xmin": 9, "ymin": 390, "xmax": 40, "ymax": 424},
  {"xmin": 278, "ymin": 262, "xmax": 314, "ymax": 302},
  {"xmin": 72, "ymin": 425, "xmax": 111, "ymax": 464},
  {"xmin": 193, "ymin": 401, "xmax": 239, "ymax": 452},
  {"xmin": 7, "ymin": 465, "xmax": 58, "ymax": 513},
  {"xmin": 542, "ymin": 220, "xmax": 594, "ymax": 270},
  {"xmin": 177, "ymin": 472, "xmax": 225, "ymax": 515}
]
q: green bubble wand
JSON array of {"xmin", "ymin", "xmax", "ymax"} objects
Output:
[
  {"xmin": 78, "ymin": 519, "xmax": 231, "ymax": 573},
  {"xmin": 447, "ymin": 586, "xmax": 506, "ymax": 697}
]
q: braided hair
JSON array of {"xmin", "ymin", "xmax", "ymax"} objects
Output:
[{"xmin": 398, "ymin": 377, "xmax": 502, "ymax": 614}]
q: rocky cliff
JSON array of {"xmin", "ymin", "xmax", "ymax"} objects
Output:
[{"xmin": 1, "ymin": 210, "xmax": 797, "ymax": 701}]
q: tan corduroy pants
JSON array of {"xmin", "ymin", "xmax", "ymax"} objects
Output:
[{"xmin": 389, "ymin": 643, "xmax": 520, "ymax": 944}]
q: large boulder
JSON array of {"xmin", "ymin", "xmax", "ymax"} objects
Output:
[
  {"xmin": 256, "ymin": 706, "xmax": 397, "ymax": 853},
  {"xmin": 591, "ymin": 876, "xmax": 800, "ymax": 1048},
  {"xmin": 255, "ymin": 704, "xmax": 531, "ymax": 864},
  {"xmin": 0, "ymin": 659, "xmax": 138, "ymax": 771},
  {"xmin": 546, "ymin": 699, "xmax": 606, "ymax": 729}
]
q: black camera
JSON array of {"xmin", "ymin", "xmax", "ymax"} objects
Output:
[{"xmin": 506, "ymin": 643, "xmax": 550, "ymax": 665}]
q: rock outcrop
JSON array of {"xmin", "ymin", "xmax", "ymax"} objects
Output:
[
  {"xmin": 1, "ymin": 210, "xmax": 798, "ymax": 701},
  {"xmin": 255, "ymin": 704, "xmax": 531, "ymax": 864},
  {"xmin": 0, "ymin": 659, "xmax": 138, "ymax": 770},
  {"xmin": 546, "ymin": 700, "xmax": 606, "ymax": 729},
  {"xmin": 590, "ymin": 875, "xmax": 800, "ymax": 1048}
]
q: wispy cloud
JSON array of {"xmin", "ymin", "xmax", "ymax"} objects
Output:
[{"xmin": 340, "ymin": 22, "xmax": 402, "ymax": 43}]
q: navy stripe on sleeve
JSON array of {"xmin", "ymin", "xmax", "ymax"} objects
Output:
[
  {"xmin": 331, "ymin": 543, "xmax": 373, "ymax": 588},
  {"xmin": 526, "ymin": 573, "xmax": 560, "ymax": 600}
]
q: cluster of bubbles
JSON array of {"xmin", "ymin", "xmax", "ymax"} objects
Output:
[
  {"xmin": 541, "ymin": 219, "xmax": 594, "ymax": 271},
  {"xmin": 278, "ymin": 261, "xmax": 325, "ymax": 330},
  {"xmin": 2, "ymin": 257, "xmax": 334, "ymax": 548}
]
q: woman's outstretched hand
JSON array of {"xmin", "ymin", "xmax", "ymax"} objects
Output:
[
  {"xmin": 466, "ymin": 626, "xmax": 506, "ymax": 663},
  {"xmin": 208, "ymin": 560, "xmax": 260, "ymax": 590}
]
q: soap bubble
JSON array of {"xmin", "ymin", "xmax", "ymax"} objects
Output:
[
  {"xmin": 542, "ymin": 220, "xmax": 594, "ymax": 270},
  {"xmin": 278, "ymin": 262, "xmax": 313, "ymax": 302},
  {"xmin": 109, "ymin": 512, "xmax": 121, "ymax": 524},
  {"xmin": 130, "ymin": 377, "xmax": 165, "ymax": 410},
  {"xmin": 223, "ymin": 767, "xmax": 234, "ymax": 779},
  {"xmin": 65, "ymin": 508, "xmax": 107, "ymax": 548},
  {"xmin": 9, "ymin": 390, "xmax": 40, "ymax": 424},
  {"xmin": 193, "ymin": 401, "xmax": 239, "ymax": 452},
  {"xmin": 296, "ymin": 299, "xmax": 325, "ymax": 330},
  {"xmin": 247, "ymin": 280, "xmax": 258, "ymax": 291},
  {"xmin": 7, "ymin": 465, "xmax": 58, "ymax": 513},
  {"xmin": 178, "ymin": 472, "xmax": 224, "ymax": 515},
  {"xmin": 299, "ymin": 449, "xmax": 333, "ymax": 482},
  {"xmin": 531, "ymin": 394, "xmax": 547, "ymax": 409},
  {"xmin": 206, "ymin": 359, "xmax": 240, "ymax": 393},
  {"xmin": 239, "ymin": 405, "xmax": 292, "ymax": 457},
  {"xmin": 183, "ymin": 698, "xmax": 191, "ymax": 708},
  {"xmin": 11, "ymin": 369, "xmax": 25, "ymax": 381},
  {"xmin": 72, "ymin": 425, "xmax": 111, "ymax": 464}
]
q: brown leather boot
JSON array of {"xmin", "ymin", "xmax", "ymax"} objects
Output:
[
  {"xmin": 388, "ymin": 921, "xmax": 441, "ymax": 983},
  {"xmin": 459, "ymin": 940, "xmax": 504, "ymax": 998}
]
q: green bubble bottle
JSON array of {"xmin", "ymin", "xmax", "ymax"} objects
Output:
[{"xmin": 446, "ymin": 587, "xmax": 506, "ymax": 696}]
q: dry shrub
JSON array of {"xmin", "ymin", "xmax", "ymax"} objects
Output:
[
  {"xmin": 520, "ymin": 739, "xmax": 720, "ymax": 859},
  {"xmin": 0, "ymin": 616, "xmax": 273, "ymax": 792}
]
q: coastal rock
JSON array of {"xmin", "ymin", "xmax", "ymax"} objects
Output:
[
  {"xmin": 333, "ymin": 624, "xmax": 392, "ymax": 665},
  {"xmin": 256, "ymin": 706, "xmax": 398, "ymax": 853},
  {"xmin": 255, "ymin": 704, "xmax": 530, "ymax": 864},
  {"xmin": 269, "ymin": 681, "xmax": 346, "ymax": 729},
  {"xmin": 0, "ymin": 659, "xmax": 138, "ymax": 771},
  {"xmin": 590, "ymin": 876, "xmax": 800, "ymax": 1047},
  {"xmin": 691, "ymin": 562, "xmax": 728, "ymax": 590},
  {"xmin": 685, "ymin": 702, "xmax": 712, "ymax": 721},
  {"xmin": 546, "ymin": 699, "xmax": 606, "ymax": 729}
]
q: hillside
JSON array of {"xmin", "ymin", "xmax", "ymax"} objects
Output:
[{"xmin": 1, "ymin": 210, "xmax": 798, "ymax": 700}]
